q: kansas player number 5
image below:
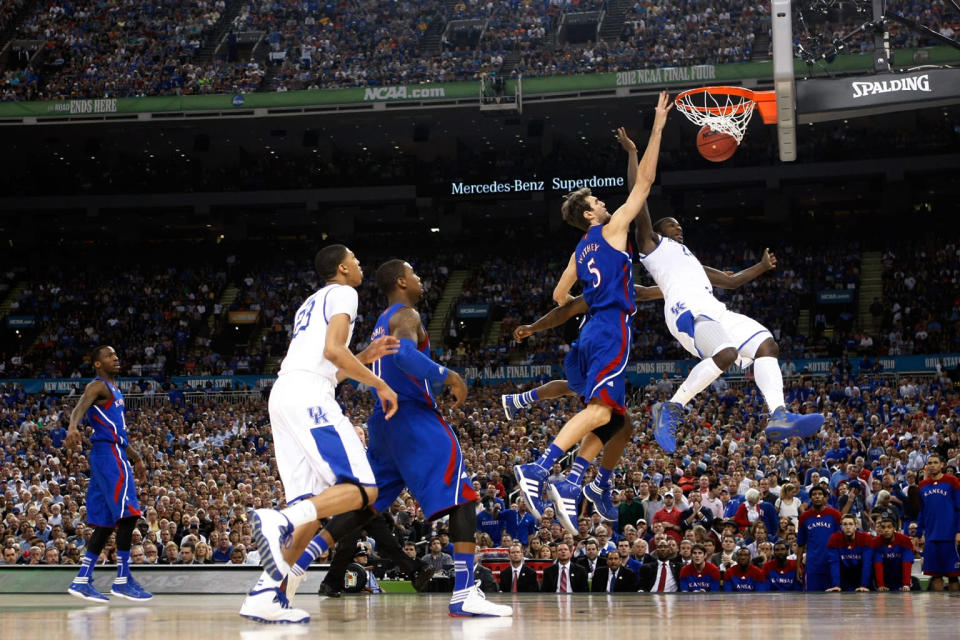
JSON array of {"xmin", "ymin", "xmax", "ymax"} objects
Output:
[{"xmin": 587, "ymin": 258, "xmax": 602, "ymax": 287}]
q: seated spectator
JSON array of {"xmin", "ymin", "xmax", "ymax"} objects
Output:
[
  {"xmin": 679, "ymin": 543, "xmax": 722, "ymax": 592},
  {"xmin": 591, "ymin": 549, "xmax": 638, "ymax": 593},
  {"xmin": 499, "ymin": 542, "xmax": 539, "ymax": 593},
  {"xmin": 723, "ymin": 548, "xmax": 769, "ymax": 591},
  {"xmin": 638, "ymin": 538, "xmax": 682, "ymax": 593},
  {"xmin": 541, "ymin": 542, "xmax": 587, "ymax": 593}
]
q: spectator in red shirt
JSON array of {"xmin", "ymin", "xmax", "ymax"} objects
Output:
[{"xmin": 653, "ymin": 493, "xmax": 684, "ymax": 544}]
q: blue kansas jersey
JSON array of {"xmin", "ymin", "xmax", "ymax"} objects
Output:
[
  {"xmin": 575, "ymin": 225, "xmax": 635, "ymax": 317},
  {"xmin": 85, "ymin": 377, "xmax": 129, "ymax": 447},
  {"xmin": 370, "ymin": 303, "xmax": 435, "ymax": 414}
]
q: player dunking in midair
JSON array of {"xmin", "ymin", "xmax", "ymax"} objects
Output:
[
  {"xmin": 620, "ymin": 127, "xmax": 825, "ymax": 452},
  {"xmin": 65, "ymin": 346, "xmax": 152, "ymax": 603},
  {"xmin": 241, "ymin": 245, "xmax": 399, "ymax": 623},
  {"xmin": 514, "ymin": 91, "xmax": 672, "ymax": 535}
]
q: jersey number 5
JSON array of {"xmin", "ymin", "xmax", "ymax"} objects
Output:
[
  {"xmin": 587, "ymin": 258, "xmax": 602, "ymax": 288},
  {"xmin": 292, "ymin": 300, "xmax": 315, "ymax": 339}
]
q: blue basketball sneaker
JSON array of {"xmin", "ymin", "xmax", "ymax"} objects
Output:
[
  {"xmin": 513, "ymin": 463, "xmax": 547, "ymax": 519},
  {"xmin": 547, "ymin": 479, "xmax": 581, "ymax": 534},
  {"xmin": 652, "ymin": 402, "xmax": 683, "ymax": 453},
  {"xmin": 68, "ymin": 581, "xmax": 109, "ymax": 603},
  {"xmin": 111, "ymin": 576, "xmax": 153, "ymax": 601},
  {"xmin": 582, "ymin": 481, "xmax": 618, "ymax": 522},
  {"xmin": 765, "ymin": 406, "xmax": 825, "ymax": 441},
  {"xmin": 500, "ymin": 394, "xmax": 519, "ymax": 421}
]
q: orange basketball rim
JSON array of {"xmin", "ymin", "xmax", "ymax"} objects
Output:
[{"xmin": 675, "ymin": 86, "xmax": 777, "ymax": 144}]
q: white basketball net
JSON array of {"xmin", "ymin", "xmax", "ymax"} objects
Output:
[{"xmin": 675, "ymin": 90, "xmax": 757, "ymax": 144}]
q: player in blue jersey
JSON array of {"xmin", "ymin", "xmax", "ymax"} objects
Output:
[
  {"xmin": 679, "ymin": 544, "xmax": 722, "ymax": 592},
  {"xmin": 283, "ymin": 259, "xmax": 510, "ymax": 617},
  {"xmin": 723, "ymin": 548, "xmax": 769, "ymax": 591},
  {"xmin": 918, "ymin": 453, "xmax": 960, "ymax": 590},
  {"xmin": 514, "ymin": 91, "xmax": 672, "ymax": 535},
  {"xmin": 64, "ymin": 346, "xmax": 152, "ymax": 603},
  {"xmin": 797, "ymin": 484, "xmax": 842, "ymax": 591},
  {"xmin": 826, "ymin": 514, "xmax": 873, "ymax": 591},
  {"xmin": 504, "ymin": 286, "xmax": 661, "ymax": 522},
  {"xmin": 872, "ymin": 517, "xmax": 914, "ymax": 591},
  {"xmin": 762, "ymin": 542, "xmax": 801, "ymax": 591}
]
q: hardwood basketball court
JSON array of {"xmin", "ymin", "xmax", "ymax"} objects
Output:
[{"xmin": 1, "ymin": 593, "xmax": 956, "ymax": 640}]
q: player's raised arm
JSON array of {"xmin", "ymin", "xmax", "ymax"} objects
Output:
[
  {"xmin": 604, "ymin": 91, "xmax": 671, "ymax": 247},
  {"xmin": 704, "ymin": 248, "xmax": 777, "ymax": 289},
  {"xmin": 64, "ymin": 379, "xmax": 108, "ymax": 450},
  {"xmin": 325, "ymin": 313, "xmax": 398, "ymax": 419},
  {"xmin": 634, "ymin": 284, "xmax": 663, "ymax": 301},
  {"xmin": 552, "ymin": 252, "xmax": 578, "ymax": 306},
  {"xmin": 389, "ymin": 306, "xmax": 468, "ymax": 409},
  {"xmin": 513, "ymin": 296, "xmax": 589, "ymax": 342}
]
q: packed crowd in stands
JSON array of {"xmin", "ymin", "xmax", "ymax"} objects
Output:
[
  {"xmin": 0, "ymin": 0, "xmax": 953, "ymax": 100},
  {"xmin": 0, "ymin": 355, "xmax": 956, "ymax": 591},
  {"xmin": 0, "ymin": 262, "xmax": 229, "ymax": 379},
  {"xmin": 2, "ymin": 225, "xmax": 955, "ymax": 380}
]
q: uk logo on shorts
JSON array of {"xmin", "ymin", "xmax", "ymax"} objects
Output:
[
  {"xmin": 670, "ymin": 301, "xmax": 686, "ymax": 316},
  {"xmin": 308, "ymin": 406, "xmax": 329, "ymax": 426}
]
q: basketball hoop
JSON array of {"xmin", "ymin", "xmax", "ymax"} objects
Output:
[{"xmin": 674, "ymin": 86, "xmax": 777, "ymax": 144}]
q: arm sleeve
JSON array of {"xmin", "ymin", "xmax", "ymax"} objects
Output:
[
  {"xmin": 828, "ymin": 545, "xmax": 841, "ymax": 588},
  {"xmin": 722, "ymin": 577, "xmax": 733, "ymax": 592},
  {"xmin": 393, "ymin": 338, "xmax": 449, "ymax": 383},
  {"xmin": 873, "ymin": 551, "xmax": 886, "ymax": 589},
  {"xmin": 860, "ymin": 545, "xmax": 873, "ymax": 588},
  {"xmin": 755, "ymin": 570, "xmax": 770, "ymax": 592},
  {"xmin": 323, "ymin": 285, "xmax": 358, "ymax": 322},
  {"xmin": 709, "ymin": 569, "xmax": 721, "ymax": 592}
]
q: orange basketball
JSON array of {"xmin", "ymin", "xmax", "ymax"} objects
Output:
[{"xmin": 696, "ymin": 125, "xmax": 738, "ymax": 162}]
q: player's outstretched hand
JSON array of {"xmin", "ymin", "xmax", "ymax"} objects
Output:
[
  {"xmin": 444, "ymin": 371, "xmax": 468, "ymax": 409},
  {"xmin": 365, "ymin": 335, "xmax": 400, "ymax": 362},
  {"xmin": 762, "ymin": 248, "xmax": 777, "ymax": 270},
  {"xmin": 376, "ymin": 383, "xmax": 399, "ymax": 420},
  {"xmin": 616, "ymin": 127, "xmax": 636, "ymax": 153},
  {"xmin": 653, "ymin": 91, "xmax": 672, "ymax": 129},
  {"xmin": 513, "ymin": 325, "xmax": 534, "ymax": 342},
  {"xmin": 134, "ymin": 459, "xmax": 147, "ymax": 484}
]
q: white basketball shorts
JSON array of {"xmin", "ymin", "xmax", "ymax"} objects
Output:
[
  {"xmin": 667, "ymin": 306, "xmax": 772, "ymax": 368},
  {"xmin": 268, "ymin": 371, "xmax": 375, "ymax": 504}
]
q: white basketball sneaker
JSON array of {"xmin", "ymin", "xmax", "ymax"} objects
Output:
[
  {"xmin": 239, "ymin": 588, "xmax": 310, "ymax": 624},
  {"xmin": 449, "ymin": 585, "xmax": 513, "ymax": 617},
  {"xmin": 251, "ymin": 509, "xmax": 294, "ymax": 582}
]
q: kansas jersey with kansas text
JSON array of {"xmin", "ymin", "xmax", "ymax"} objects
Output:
[
  {"xmin": 369, "ymin": 303, "xmax": 436, "ymax": 414},
  {"xmin": 872, "ymin": 533, "xmax": 914, "ymax": 589},
  {"xmin": 797, "ymin": 507, "xmax": 842, "ymax": 572},
  {"xmin": 919, "ymin": 474, "xmax": 960, "ymax": 541},
  {"xmin": 639, "ymin": 235, "xmax": 725, "ymax": 319},
  {"xmin": 85, "ymin": 377, "xmax": 129, "ymax": 447},
  {"xmin": 278, "ymin": 283, "xmax": 357, "ymax": 386},
  {"xmin": 575, "ymin": 225, "xmax": 635, "ymax": 317}
]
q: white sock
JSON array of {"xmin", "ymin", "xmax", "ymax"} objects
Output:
[
  {"xmin": 281, "ymin": 500, "xmax": 318, "ymax": 528},
  {"xmin": 753, "ymin": 356, "xmax": 786, "ymax": 413},
  {"xmin": 670, "ymin": 358, "xmax": 724, "ymax": 406}
]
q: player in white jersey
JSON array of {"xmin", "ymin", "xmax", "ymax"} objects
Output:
[
  {"xmin": 618, "ymin": 130, "xmax": 824, "ymax": 454},
  {"xmin": 240, "ymin": 244, "xmax": 399, "ymax": 624}
]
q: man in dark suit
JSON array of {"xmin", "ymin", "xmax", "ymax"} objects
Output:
[
  {"xmin": 474, "ymin": 555, "xmax": 499, "ymax": 593},
  {"xmin": 541, "ymin": 542, "xmax": 588, "ymax": 593},
  {"xmin": 637, "ymin": 538, "xmax": 683, "ymax": 592},
  {"xmin": 498, "ymin": 543, "xmax": 539, "ymax": 593},
  {"xmin": 591, "ymin": 550, "xmax": 638, "ymax": 593}
]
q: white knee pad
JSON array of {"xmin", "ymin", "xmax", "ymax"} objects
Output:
[{"xmin": 692, "ymin": 318, "xmax": 736, "ymax": 358}]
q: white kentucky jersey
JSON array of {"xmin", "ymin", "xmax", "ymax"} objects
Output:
[
  {"xmin": 639, "ymin": 235, "xmax": 726, "ymax": 319},
  {"xmin": 278, "ymin": 283, "xmax": 357, "ymax": 385}
]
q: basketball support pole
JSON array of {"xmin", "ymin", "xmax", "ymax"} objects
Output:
[{"xmin": 771, "ymin": 0, "xmax": 797, "ymax": 162}]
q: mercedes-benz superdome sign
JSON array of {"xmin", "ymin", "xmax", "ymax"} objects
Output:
[{"xmin": 796, "ymin": 68, "xmax": 960, "ymax": 123}]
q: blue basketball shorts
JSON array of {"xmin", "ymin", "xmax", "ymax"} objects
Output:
[
  {"xmin": 577, "ymin": 313, "xmax": 632, "ymax": 415},
  {"xmin": 368, "ymin": 405, "xmax": 477, "ymax": 519},
  {"xmin": 86, "ymin": 443, "xmax": 142, "ymax": 527},
  {"xmin": 923, "ymin": 540, "xmax": 960, "ymax": 576}
]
